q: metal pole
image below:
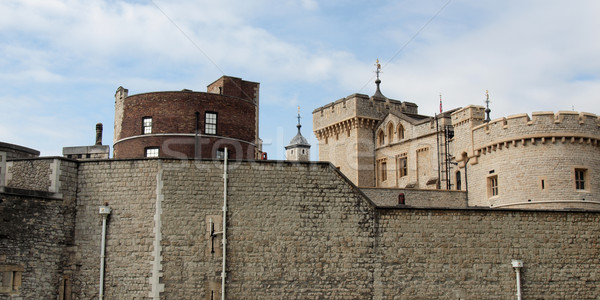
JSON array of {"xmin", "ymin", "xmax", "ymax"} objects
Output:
[
  {"xmin": 99, "ymin": 205, "xmax": 111, "ymax": 300},
  {"xmin": 221, "ymin": 148, "xmax": 228, "ymax": 300},
  {"xmin": 435, "ymin": 114, "xmax": 441, "ymax": 189}
]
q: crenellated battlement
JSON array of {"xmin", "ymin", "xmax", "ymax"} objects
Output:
[
  {"xmin": 313, "ymin": 93, "xmax": 418, "ymax": 133},
  {"xmin": 470, "ymin": 111, "xmax": 600, "ymax": 151}
]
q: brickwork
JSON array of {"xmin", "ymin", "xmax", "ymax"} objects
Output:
[
  {"xmin": 2, "ymin": 158, "xmax": 600, "ymax": 299},
  {"xmin": 114, "ymin": 76, "xmax": 259, "ymax": 160}
]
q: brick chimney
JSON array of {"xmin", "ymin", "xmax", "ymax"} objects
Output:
[{"xmin": 96, "ymin": 123, "xmax": 103, "ymax": 145}]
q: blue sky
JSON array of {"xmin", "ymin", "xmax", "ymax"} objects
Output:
[{"xmin": 1, "ymin": 0, "xmax": 599, "ymax": 159}]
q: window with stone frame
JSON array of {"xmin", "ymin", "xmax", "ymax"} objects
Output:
[
  {"xmin": 397, "ymin": 153, "xmax": 408, "ymax": 178},
  {"xmin": 377, "ymin": 158, "xmax": 388, "ymax": 182},
  {"xmin": 397, "ymin": 123, "xmax": 404, "ymax": 140},
  {"xmin": 487, "ymin": 175, "xmax": 498, "ymax": 197},
  {"xmin": 387, "ymin": 123, "xmax": 394, "ymax": 144},
  {"xmin": 142, "ymin": 117, "xmax": 152, "ymax": 134},
  {"xmin": 377, "ymin": 130, "xmax": 385, "ymax": 146},
  {"xmin": 574, "ymin": 168, "xmax": 588, "ymax": 191},
  {"xmin": 0, "ymin": 265, "xmax": 23, "ymax": 295}
]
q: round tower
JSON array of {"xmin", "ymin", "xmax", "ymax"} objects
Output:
[{"xmin": 285, "ymin": 107, "xmax": 311, "ymax": 161}]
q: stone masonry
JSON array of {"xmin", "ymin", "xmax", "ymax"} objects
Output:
[{"xmin": 2, "ymin": 157, "xmax": 599, "ymax": 299}]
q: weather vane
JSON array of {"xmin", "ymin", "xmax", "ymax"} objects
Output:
[
  {"xmin": 297, "ymin": 106, "xmax": 301, "ymax": 125},
  {"xmin": 484, "ymin": 90, "xmax": 491, "ymax": 122},
  {"xmin": 375, "ymin": 59, "xmax": 382, "ymax": 80}
]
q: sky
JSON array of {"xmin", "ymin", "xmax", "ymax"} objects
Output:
[{"xmin": 1, "ymin": 0, "xmax": 599, "ymax": 159}]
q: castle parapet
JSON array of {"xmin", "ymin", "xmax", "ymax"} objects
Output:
[{"xmin": 471, "ymin": 111, "xmax": 600, "ymax": 154}]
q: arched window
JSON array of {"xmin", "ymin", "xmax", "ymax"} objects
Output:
[
  {"xmin": 456, "ymin": 171, "xmax": 461, "ymax": 190},
  {"xmin": 397, "ymin": 124, "xmax": 404, "ymax": 140},
  {"xmin": 387, "ymin": 123, "xmax": 395, "ymax": 143},
  {"xmin": 377, "ymin": 130, "xmax": 385, "ymax": 146}
]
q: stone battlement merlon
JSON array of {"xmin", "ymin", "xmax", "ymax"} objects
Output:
[
  {"xmin": 467, "ymin": 111, "xmax": 600, "ymax": 157},
  {"xmin": 313, "ymin": 93, "xmax": 419, "ymax": 133}
]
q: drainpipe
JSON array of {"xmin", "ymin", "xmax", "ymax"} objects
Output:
[
  {"xmin": 511, "ymin": 259, "xmax": 523, "ymax": 300},
  {"xmin": 222, "ymin": 148, "xmax": 228, "ymax": 300},
  {"xmin": 435, "ymin": 114, "xmax": 441, "ymax": 189},
  {"xmin": 195, "ymin": 112, "xmax": 200, "ymax": 158},
  {"xmin": 99, "ymin": 204, "xmax": 112, "ymax": 300}
]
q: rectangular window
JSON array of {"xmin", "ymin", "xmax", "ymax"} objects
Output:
[
  {"xmin": 145, "ymin": 147, "xmax": 159, "ymax": 158},
  {"xmin": 397, "ymin": 154, "xmax": 408, "ymax": 178},
  {"xmin": 0, "ymin": 265, "xmax": 23, "ymax": 294},
  {"xmin": 205, "ymin": 112, "xmax": 217, "ymax": 135},
  {"xmin": 377, "ymin": 159, "xmax": 387, "ymax": 182},
  {"xmin": 216, "ymin": 148, "xmax": 225, "ymax": 159},
  {"xmin": 575, "ymin": 168, "xmax": 587, "ymax": 190},
  {"xmin": 142, "ymin": 117, "xmax": 153, "ymax": 134},
  {"xmin": 488, "ymin": 175, "xmax": 498, "ymax": 197}
]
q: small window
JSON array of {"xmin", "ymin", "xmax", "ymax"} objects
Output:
[
  {"xmin": 456, "ymin": 171, "xmax": 462, "ymax": 190},
  {"xmin": 0, "ymin": 265, "xmax": 23, "ymax": 294},
  {"xmin": 398, "ymin": 124, "xmax": 404, "ymax": 140},
  {"xmin": 145, "ymin": 147, "xmax": 159, "ymax": 158},
  {"xmin": 397, "ymin": 155, "xmax": 408, "ymax": 178},
  {"xmin": 205, "ymin": 112, "xmax": 217, "ymax": 135},
  {"xmin": 575, "ymin": 168, "xmax": 587, "ymax": 190},
  {"xmin": 378, "ymin": 159, "xmax": 387, "ymax": 182},
  {"xmin": 301, "ymin": 149, "xmax": 305, "ymax": 154},
  {"xmin": 216, "ymin": 149, "xmax": 225, "ymax": 159},
  {"xmin": 377, "ymin": 130, "xmax": 385, "ymax": 146},
  {"xmin": 142, "ymin": 117, "xmax": 152, "ymax": 134},
  {"xmin": 487, "ymin": 175, "xmax": 498, "ymax": 197},
  {"xmin": 387, "ymin": 123, "xmax": 394, "ymax": 143}
]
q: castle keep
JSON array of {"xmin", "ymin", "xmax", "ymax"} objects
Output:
[{"xmin": 313, "ymin": 77, "xmax": 600, "ymax": 210}]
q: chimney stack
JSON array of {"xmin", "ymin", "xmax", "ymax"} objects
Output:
[{"xmin": 96, "ymin": 123, "xmax": 103, "ymax": 145}]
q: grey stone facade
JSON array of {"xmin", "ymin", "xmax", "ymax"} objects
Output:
[{"xmin": 1, "ymin": 157, "xmax": 599, "ymax": 299}]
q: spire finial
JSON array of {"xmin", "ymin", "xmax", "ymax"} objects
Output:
[
  {"xmin": 373, "ymin": 58, "xmax": 386, "ymax": 99},
  {"xmin": 296, "ymin": 106, "xmax": 302, "ymax": 130},
  {"xmin": 484, "ymin": 90, "xmax": 491, "ymax": 122}
]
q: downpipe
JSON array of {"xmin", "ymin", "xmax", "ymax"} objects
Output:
[{"xmin": 99, "ymin": 205, "xmax": 112, "ymax": 300}]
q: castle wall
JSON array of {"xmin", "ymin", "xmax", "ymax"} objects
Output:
[
  {"xmin": 2, "ymin": 158, "xmax": 600, "ymax": 299},
  {"xmin": 0, "ymin": 158, "xmax": 78, "ymax": 299},
  {"xmin": 361, "ymin": 187, "xmax": 467, "ymax": 207},
  {"xmin": 376, "ymin": 208, "xmax": 600, "ymax": 299}
]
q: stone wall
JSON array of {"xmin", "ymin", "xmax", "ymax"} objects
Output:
[
  {"xmin": 69, "ymin": 159, "xmax": 599, "ymax": 299},
  {"xmin": 375, "ymin": 208, "xmax": 600, "ymax": 299},
  {"xmin": 4, "ymin": 159, "xmax": 53, "ymax": 192},
  {"xmin": 0, "ymin": 158, "xmax": 78, "ymax": 300},
  {"xmin": 2, "ymin": 158, "xmax": 600, "ymax": 299},
  {"xmin": 361, "ymin": 187, "xmax": 467, "ymax": 208}
]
